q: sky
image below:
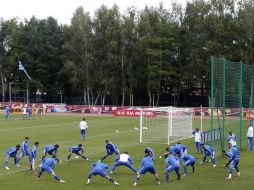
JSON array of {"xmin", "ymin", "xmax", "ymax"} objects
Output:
[{"xmin": 0, "ymin": 0, "xmax": 187, "ymax": 25}]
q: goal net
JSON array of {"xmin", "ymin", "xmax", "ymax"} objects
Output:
[{"xmin": 140, "ymin": 107, "xmax": 193, "ymax": 144}]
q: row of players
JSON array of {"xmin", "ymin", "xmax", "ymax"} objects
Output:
[
  {"xmin": 5, "ymin": 105, "xmax": 35, "ymax": 121},
  {"xmin": 5, "ymin": 138, "xmax": 240, "ymax": 185}
]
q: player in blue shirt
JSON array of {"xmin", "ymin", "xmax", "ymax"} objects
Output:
[
  {"xmin": 225, "ymin": 143, "xmax": 240, "ymax": 180},
  {"xmin": 222, "ymin": 150, "xmax": 232, "ymax": 168},
  {"xmin": 17, "ymin": 137, "xmax": 30, "ymax": 164},
  {"xmin": 164, "ymin": 153, "xmax": 181, "ymax": 183},
  {"xmin": 133, "ymin": 150, "xmax": 160, "ymax": 186},
  {"xmin": 30, "ymin": 142, "xmax": 39, "ymax": 174},
  {"xmin": 41, "ymin": 144, "xmax": 60, "ymax": 164},
  {"xmin": 5, "ymin": 145, "xmax": 21, "ymax": 170},
  {"xmin": 144, "ymin": 147, "xmax": 155, "ymax": 160},
  {"xmin": 159, "ymin": 145, "xmax": 183, "ymax": 159},
  {"xmin": 5, "ymin": 105, "xmax": 11, "ymax": 121},
  {"xmin": 200, "ymin": 144, "xmax": 217, "ymax": 167},
  {"xmin": 67, "ymin": 144, "xmax": 90, "ymax": 161},
  {"xmin": 86, "ymin": 162, "xmax": 120, "ymax": 185},
  {"xmin": 37, "ymin": 155, "xmax": 65, "ymax": 183},
  {"xmin": 99, "ymin": 140, "xmax": 119, "ymax": 162},
  {"xmin": 111, "ymin": 152, "xmax": 137, "ymax": 174},
  {"xmin": 181, "ymin": 154, "xmax": 196, "ymax": 176},
  {"xmin": 28, "ymin": 105, "xmax": 34, "ymax": 120},
  {"xmin": 176, "ymin": 143, "xmax": 188, "ymax": 155}
]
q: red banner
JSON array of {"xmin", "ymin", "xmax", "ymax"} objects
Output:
[{"xmin": 114, "ymin": 110, "xmax": 156, "ymax": 117}]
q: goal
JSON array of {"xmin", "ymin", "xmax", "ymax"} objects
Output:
[{"xmin": 140, "ymin": 107, "xmax": 193, "ymax": 144}]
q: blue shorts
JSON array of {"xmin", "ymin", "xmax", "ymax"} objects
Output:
[
  {"xmin": 91, "ymin": 170, "xmax": 107, "ymax": 177},
  {"xmin": 42, "ymin": 166, "xmax": 53, "ymax": 174},
  {"xmin": 139, "ymin": 166, "xmax": 156, "ymax": 175}
]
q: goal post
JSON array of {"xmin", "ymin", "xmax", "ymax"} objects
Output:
[{"xmin": 140, "ymin": 106, "xmax": 193, "ymax": 144}]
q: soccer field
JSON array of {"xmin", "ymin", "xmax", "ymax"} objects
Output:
[{"xmin": 0, "ymin": 115, "xmax": 254, "ymax": 190}]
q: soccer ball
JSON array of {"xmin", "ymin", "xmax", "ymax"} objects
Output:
[
  {"xmin": 134, "ymin": 127, "xmax": 138, "ymax": 130},
  {"xmin": 115, "ymin": 130, "xmax": 119, "ymax": 133}
]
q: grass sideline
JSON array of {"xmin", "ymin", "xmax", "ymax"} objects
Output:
[{"xmin": 0, "ymin": 115, "xmax": 254, "ymax": 190}]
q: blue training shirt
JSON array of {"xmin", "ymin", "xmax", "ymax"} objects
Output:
[
  {"xmin": 5, "ymin": 107, "xmax": 11, "ymax": 114},
  {"xmin": 105, "ymin": 142, "xmax": 118, "ymax": 153},
  {"xmin": 176, "ymin": 144, "xmax": 188, "ymax": 151},
  {"xmin": 44, "ymin": 145, "xmax": 57, "ymax": 154},
  {"xmin": 203, "ymin": 145, "xmax": 215, "ymax": 155},
  {"xmin": 70, "ymin": 146, "xmax": 84, "ymax": 153},
  {"xmin": 230, "ymin": 147, "xmax": 239, "ymax": 160},
  {"xmin": 6, "ymin": 147, "xmax": 18, "ymax": 157},
  {"xmin": 182, "ymin": 154, "xmax": 196, "ymax": 162},
  {"xmin": 42, "ymin": 158, "xmax": 57, "ymax": 169},
  {"xmin": 21, "ymin": 141, "xmax": 29, "ymax": 152},
  {"xmin": 91, "ymin": 162, "xmax": 110, "ymax": 173},
  {"xmin": 140, "ymin": 156, "xmax": 154, "ymax": 170},
  {"xmin": 30, "ymin": 146, "xmax": 37, "ymax": 159},
  {"xmin": 165, "ymin": 156, "xmax": 180, "ymax": 168},
  {"xmin": 169, "ymin": 145, "xmax": 182, "ymax": 154}
]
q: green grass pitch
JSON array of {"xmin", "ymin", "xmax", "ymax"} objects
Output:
[{"xmin": 0, "ymin": 114, "xmax": 254, "ymax": 190}]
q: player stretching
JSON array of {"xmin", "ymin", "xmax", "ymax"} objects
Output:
[
  {"xmin": 30, "ymin": 142, "xmax": 39, "ymax": 174},
  {"xmin": 200, "ymin": 144, "xmax": 217, "ymax": 167},
  {"xmin": 67, "ymin": 144, "xmax": 90, "ymax": 161},
  {"xmin": 176, "ymin": 143, "xmax": 188, "ymax": 155},
  {"xmin": 181, "ymin": 154, "xmax": 196, "ymax": 176},
  {"xmin": 111, "ymin": 151, "xmax": 137, "ymax": 174},
  {"xmin": 164, "ymin": 152, "xmax": 180, "ymax": 183},
  {"xmin": 5, "ymin": 145, "xmax": 21, "ymax": 170},
  {"xmin": 99, "ymin": 140, "xmax": 119, "ymax": 162},
  {"xmin": 159, "ymin": 145, "xmax": 183, "ymax": 159},
  {"xmin": 41, "ymin": 144, "xmax": 60, "ymax": 165},
  {"xmin": 37, "ymin": 155, "xmax": 65, "ymax": 183},
  {"xmin": 133, "ymin": 150, "xmax": 160, "ymax": 186},
  {"xmin": 17, "ymin": 137, "xmax": 30, "ymax": 164},
  {"xmin": 86, "ymin": 162, "xmax": 120, "ymax": 186},
  {"xmin": 225, "ymin": 143, "xmax": 240, "ymax": 180}
]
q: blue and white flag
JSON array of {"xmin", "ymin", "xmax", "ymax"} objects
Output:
[{"xmin": 18, "ymin": 60, "xmax": 31, "ymax": 80}]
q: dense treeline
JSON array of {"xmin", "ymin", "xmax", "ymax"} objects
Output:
[{"xmin": 0, "ymin": 0, "xmax": 253, "ymax": 106}]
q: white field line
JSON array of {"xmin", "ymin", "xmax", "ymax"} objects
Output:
[
  {"xmin": 0, "ymin": 129, "xmax": 137, "ymax": 154},
  {"xmin": 0, "ymin": 142, "xmax": 140, "ymax": 177},
  {"xmin": 0, "ymin": 117, "xmax": 118, "ymax": 132}
]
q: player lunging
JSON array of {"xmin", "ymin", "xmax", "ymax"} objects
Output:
[
  {"xmin": 111, "ymin": 151, "xmax": 137, "ymax": 174},
  {"xmin": 37, "ymin": 154, "xmax": 65, "ymax": 183},
  {"xmin": 17, "ymin": 137, "xmax": 30, "ymax": 164},
  {"xmin": 67, "ymin": 144, "xmax": 90, "ymax": 161},
  {"xmin": 86, "ymin": 162, "xmax": 120, "ymax": 186},
  {"xmin": 99, "ymin": 140, "xmax": 119, "ymax": 162},
  {"xmin": 133, "ymin": 149, "xmax": 160, "ymax": 186},
  {"xmin": 41, "ymin": 144, "xmax": 60, "ymax": 165}
]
